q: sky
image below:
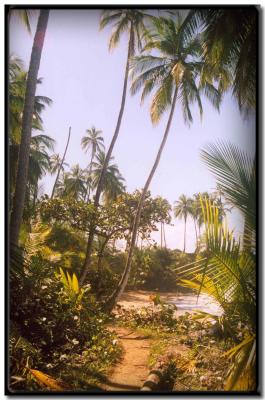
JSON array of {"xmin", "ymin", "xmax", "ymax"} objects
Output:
[{"xmin": 9, "ymin": 9, "xmax": 256, "ymax": 251}]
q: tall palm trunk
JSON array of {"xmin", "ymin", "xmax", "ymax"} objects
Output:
[
  {"xmin": 160, "ymin": 222, "xmax": 163, "ymax": 248},
  {"xmin": 51, "ymin": 127, "xmax": 71, "ymax": 199},
  {"xmin": 10, "ymin": 10, "xmax": 49, "ymax": 245},
  {"xmin": 105, "ymin": 88, "xmax": 178, "ymax": 311},
  {"xmin": 183, "ymin": 216, "xmax": 187, "ymax": 253},
  {"xmin": 80, "ymin": 23, "xmax": 134, "ymax": 285},
  {"xmin": 33, "ymin": 184, "xmax": 38, "ymax": 211}
]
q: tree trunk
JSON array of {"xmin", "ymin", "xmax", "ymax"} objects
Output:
[
  {"xmin": 160, "ymin": 222, "xmax": 163, "ymax": 248},
  {"xmin": 105, "ymin": 88, "xmax": 178, "ymax": 311},
  {"xmin": 10, "ymin": 10, "xmax": 49, "ymax": 245},
  {"xmin": 183, "ymin": 217, "xmax": 187, "ymax": 253},
  {"xmin": 33, "ymin": 184, "xmax": 38, "ymax": 211},
  {"xmin": 80, "ymin": 23, "xmax": 134, "ymax": 285},
  {"xmin": 51, "ymin": 127, "xmax": 71, "ymax": 199}
]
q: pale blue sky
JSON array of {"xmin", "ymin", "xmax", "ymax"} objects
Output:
[{"xmin": 9, "ymin": 9, "xmax": 256, "ymax": 251}]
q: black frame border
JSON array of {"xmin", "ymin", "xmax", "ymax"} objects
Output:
[{"xmin": 5, "ymin": 3, "xmax": 262, "ymax": 396}]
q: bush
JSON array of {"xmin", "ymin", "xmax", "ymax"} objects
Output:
[
  {"xmin": 9, "ymin": 254, "xmax": 121, "ymax": 392},
  {"xmin": 115, "ymin": 303, "xmax": 178, "ymax": 331}
]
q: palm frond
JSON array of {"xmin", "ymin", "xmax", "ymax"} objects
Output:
[
  {"xmin": 109, "ymin": 17, "xmax": 129, "ymax": 50},
  {"xmin": 176, "ymin": 197, "xmax": 256, "ymax": 322},
  {"xmin": 99, "ymin": 10, "xmax": 123, "ymax": 30},
  {"xmin": 201, "ymin": 141, "xmax": 256, "ymax": 237},
  {"xmin": 150, "ymin": 74, "xmax": 173, "ymax": 125}
]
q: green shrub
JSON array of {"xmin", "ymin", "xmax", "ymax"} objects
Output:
[{"xmin": 9, "ymin": 254, "xmax": 121, "ymax": 392}]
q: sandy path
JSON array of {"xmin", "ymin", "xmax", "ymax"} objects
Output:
[{"xmin": 101, "ymin": 326, "xmax": 152, "ymax": 391}]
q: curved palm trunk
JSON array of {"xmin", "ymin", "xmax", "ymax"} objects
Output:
[
  {"xmin": 51, "ymin": 127, "xmax": 71, "ymax": 199},
  {"xmin": 105, "ymin": 88, "xmax": 178, "ymax": 311},
  {"xmin": 80, "ymin": 23, "xmax": 134, "ymax": 285},
  {"xmin": 10, "ymin": 10, "xmax": 49, "ymax": 245}
]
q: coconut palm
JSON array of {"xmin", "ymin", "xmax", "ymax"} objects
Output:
[
  {"xmin": 9, "ymin": 60, "xmax": 52, "ymax": 199},
  {"xmin": 81, "ymin": 126, "xmax": 104, "ymax": 202},
  {"xmin": 105, "ymin": 15, "xmax": 221, "ymax": 310},
  {"xmin": 182, "ymin": 8, "xmax": 257, "ymax": 113},
  {"xmin": 50, "ymin": 127, "xmax": 71, "ymax": 199},
  {"xmin": 189, "ymin": 195, "xmax": 200, "ymax": 250},
  {"xmin": 10, "ymin": 10, "xmax": 50, "ymax": 245},
  {"xmin": 26, "ymin": 134, "xmax": 55, "ymax": 213},
  {"xmin": 174, "ymin": 195, "xmax": 192, "ymax": 252},
  {"xmin": 49, "ymin": 153, "xmax": 69, "ymax": 175},
  {"xmin": 9, "ymin": 8, "xmax": 35, "ymax": 34},
  {"xmin": 10, "ymin": 134, "xmax": 55, "ymax": 218},
  {"xmin": 63, "ymin": 164, "xmax": 87, "ymax": 201},
  {"xmin": 91, "ymin": 150, "xmax": 125, "ymax": 203},
  {"xmin": 80, "ymin": 9, "xmax": 152, "ymax": 284},
  {"xmin": 10, "ymin": 134, "xmax": 55, "ymax": 193},
  {"xmin": 201, "ymin": 141, "xmax": 256, "ymax": 250},
  {"xmin": 9, "ymin": 56, "xmax": 52, "ymax": 145},
  {"xmin": 176, "ymin": 197, "xmax": 256, "ymax": 390}
]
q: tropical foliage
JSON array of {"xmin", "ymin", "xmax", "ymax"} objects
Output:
[{"xmin": 181, "ymin": 8, "xmax": 256, "ymax": 113}]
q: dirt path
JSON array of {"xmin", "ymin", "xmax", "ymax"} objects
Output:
[{"xmin": 100, "ymin": 326, "xmax": 152, "ymax": 391}]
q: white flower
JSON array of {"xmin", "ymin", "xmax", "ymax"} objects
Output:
[
  {"xmin": 112, "ymin": 339, "xmax": 118, "ymax": 345},
  {"xmin": 41, "ymin": 286, "xmax": 47, "ymax": 290},
  {"xmin": 74, "ymin": 316, "xmax": 78, "ymax": 320},
  {"xmin": 42, "ymin": 317, "xmax": 47, "ymax": 321},
  {"xmin": 72, "ymin": 339, "xmax": 79, "ymax": 345}
]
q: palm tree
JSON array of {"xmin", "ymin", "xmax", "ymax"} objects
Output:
[
  {"xmin": 91, "ymin": 150, "xmax": 125, "ymax": 203},
  {"xmin": 10, "ymin": 133, "xmax": 55, "ymax": 220},
  {"xmin": 105, "ymin": 15, "xmax": 221, "ymax": 310},
  {"xmin": 193, "ymin": 192, "xmax": 206, "ymax": 239},
  {"xmin": 174, "ymin": 195, "xmax": 192, "ymax": 252},
  {"xmin": 9, "ymin": 56, "xmax": 52, "ymax": 145},
  {"xmin": 26, "ymin": 134, "xmax": 55, "ymax": 213},
  {"xmin": 50, "ymin": 153, "xmax": 69, "ymax": 175},
  {"xmin": 63, "ymin": 164, "xmax": 86, "ymax": 201},
  {"xmin": 9, "ymin": 8, "xmax": 35, "ymax": 34},
  {"xmin": 189, "ymin": 196, "xmax": 200, "ymax": 250},
  {"xmin": 182, "ymin": 8, "xmax": 257, "ymax": 113},
  {"xmin": 80, "ymin": 9, "xmax": 151, "ymax": 284},
  {"xmin": 10, "ymin": 10, "xmax": 50, "ymax": 245},
  {"xmin": 176, "ymin": 197, "xmax": 256, "ymax": 390},
  {"xmin": 9, "ymin": 59, "xmax": 52, "ymax": 201},
  {"xmin": 201, "ymin": 141, "xmax": 256, "ymax": 250},
  {"xmin": 81, "ymin": 126, "xmax": 104, "ymax": 202},
  {"xmin": 50, "ymin": 127, "xmax": 71, "ymax": 199}
]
